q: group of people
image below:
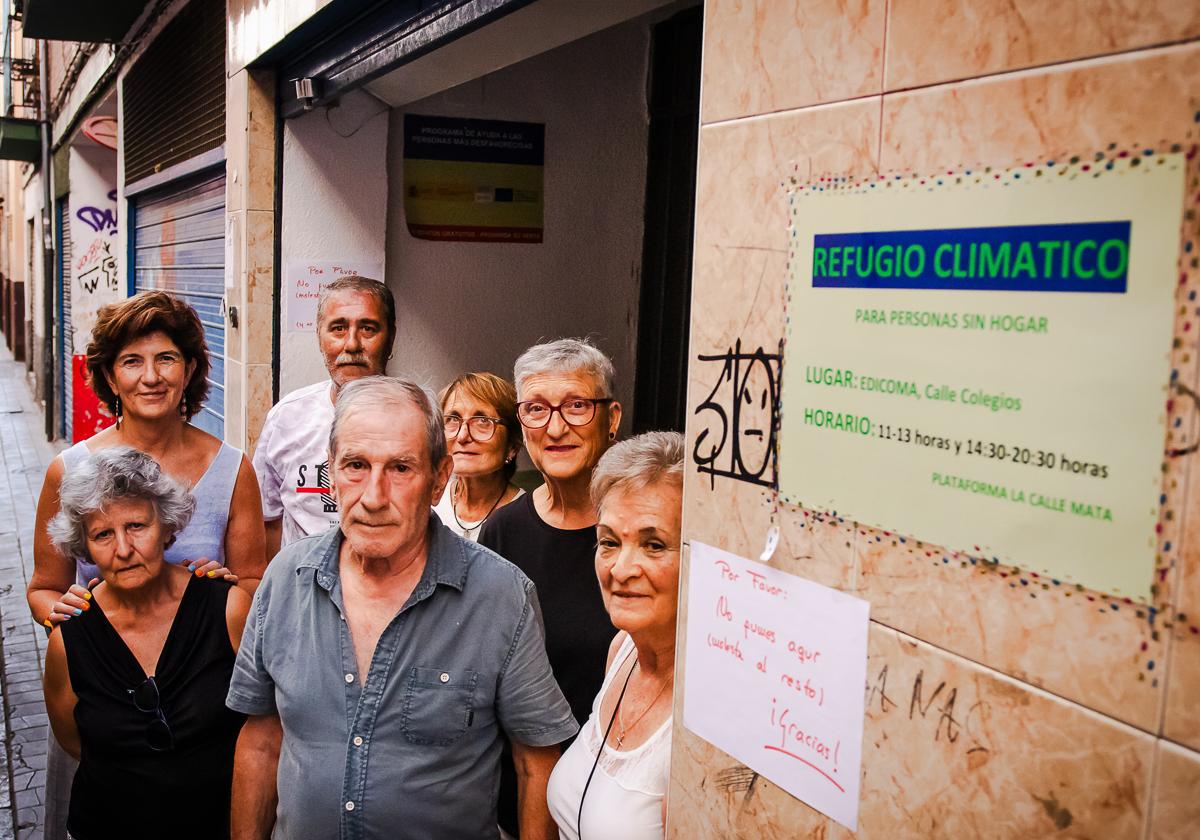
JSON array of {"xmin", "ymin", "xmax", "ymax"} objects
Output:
[{"xmin": 28, "ymin": 277, "xmax": 684, "ymax": 840}]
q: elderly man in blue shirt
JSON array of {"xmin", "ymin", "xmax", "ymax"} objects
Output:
[{"xmin": 227, "ymin": 375, "xmax": 578, "ymax": 839}]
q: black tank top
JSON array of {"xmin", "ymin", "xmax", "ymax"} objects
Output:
[{"xmin": 62, "ymin": 574, "xmax": 246, "ymax": 840}]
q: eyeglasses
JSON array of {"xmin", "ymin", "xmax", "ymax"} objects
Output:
[
  {"xmin": 443, "ymin": 415, "xmax": 503, "ymax": 441},
  {"xmin": 516, "ymin": 398, "xmax": 613, "ymax": 429},
  {"xmin": 128, "ymin": 676, "xmax": 174, "ymax": 752}
]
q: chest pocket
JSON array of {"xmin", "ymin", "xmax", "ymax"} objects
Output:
[{"xmin": 401, "ymin": 666, "xmax": 479, "ymax": 746}]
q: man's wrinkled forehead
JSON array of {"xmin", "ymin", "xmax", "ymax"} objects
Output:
[
  {"xmin": 318, "ymin": 287, "xmax": 389, "ymax": 327},
  {"xmin": 331, "ymin": 402, "xmax": 430, "ymax": 467}
]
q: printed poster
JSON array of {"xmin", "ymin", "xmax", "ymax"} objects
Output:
[
  {"xmin": 403, "ymin": 114, "xmax": 543, "ymax": 243},
  {"xmin": 781, "ymin": 155, "xmax": 1186, "ymax": 599},
  {"xmin": 683, "ymin": 541, "xmax": 871, "ymax": 831}
]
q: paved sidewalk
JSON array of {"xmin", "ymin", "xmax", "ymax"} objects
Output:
[{"xmin": 0, "ymin": 346, "xmax": 66, "ymax": 840}]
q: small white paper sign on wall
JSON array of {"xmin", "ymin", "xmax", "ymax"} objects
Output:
[
  {"xmin": 285, "ymin": 260, "xmax": 384, "ymax": 332},
  {"xmin": 683, "ymin": 541, "xmax": 870, "ymax": 831}
]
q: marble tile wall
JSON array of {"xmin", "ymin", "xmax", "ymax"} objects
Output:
[
  {"xmin": 224, "ymin": 67, "xmax": 278, "ymax": 453},
  {"xmin": 886, "ymin": 0, "xmax": 1200, "ymax": 91},
  {"xmin": 700, "ymin": 0, "xmax": 886, "ymax": 124},
  {"xmin": 675, "ymin": 1, "xmax": 1200, "ymax": 836}
]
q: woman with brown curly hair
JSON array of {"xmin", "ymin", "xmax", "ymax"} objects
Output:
[
  {"xmin": 29, "ymin": 291, "xmax": 266, "ymax": 839},
  {"xmin": 29, "ymin": 290, "xmax": 266, "ymax": 626}
]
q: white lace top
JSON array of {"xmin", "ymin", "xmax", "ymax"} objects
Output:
[{"xmin": 547, "ymin": 634, "xmax": 672, "ymax": 840}]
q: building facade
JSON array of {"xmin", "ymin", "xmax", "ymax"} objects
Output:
[{"xmin": 2, "ymin": 0, "xmax": 1197, "ymax": 836}]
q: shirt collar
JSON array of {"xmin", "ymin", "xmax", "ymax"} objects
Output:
[{"xmin": 296, "ymin": 513, "xmax": 470, "ymax": 595}]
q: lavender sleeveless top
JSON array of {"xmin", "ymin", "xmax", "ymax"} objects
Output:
[{"xmin": 60, "ymin": 440, "xmax": 242, "ymax": 586}]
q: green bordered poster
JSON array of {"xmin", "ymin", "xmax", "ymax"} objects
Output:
[
  {"xmin": 403, "ymin": 114, "xmax": 544, "ymax": 243},
  {"xmin": 781, "ymin": 156, "xmax": 1185, "ymax": 599}
]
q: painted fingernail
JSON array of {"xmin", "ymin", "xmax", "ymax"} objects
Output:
[
  {"xmin": 187, "ymin": 564, "xmax": 196, "ymax": 572},
  {"xmin": 73, "ymin": 609, "xmax": 82, "ymax": 616},
  {"xmin": 195, "ymin": 568, "xmax": 204, "ymax": 577},
  {"xmin": 207, "ymin": 570, "xmax": 218, "ymax": 578},
  {"xmin": 42, "ymin": 619, "xmax": 52, "ymax": 629},
  {"xmin": 82, "ymin": 591, "xmax": 92, "ymax": 601},
  {"xmin": 80, "ymin": 601, "xmax": 90, "ymax": 611}
]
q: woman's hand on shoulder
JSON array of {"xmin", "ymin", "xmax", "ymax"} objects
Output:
[
  {"xmin": 44, "ymin": 580, "xmax": 98, "ymax": 628},
  {"xmin": 187, "ymin": 558, "xmax": 238, "ymax": 583}
]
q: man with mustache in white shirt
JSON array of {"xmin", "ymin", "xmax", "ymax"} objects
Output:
[{"xmin": 252, "ymin": 276, "xmax": 396, "ymax": 558}]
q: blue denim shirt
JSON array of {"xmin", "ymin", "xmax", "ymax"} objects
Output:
[{"xmin": 226, "ymin": 516, "xmax": 578, "ymax": 839}]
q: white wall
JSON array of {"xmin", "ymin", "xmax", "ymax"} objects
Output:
[
  {"xmin": 383, "ymin": 16, "xmax": 653, "ymax": 423},
  {"xmin": 68, "ymin": 143, "xmax": 120, "ymax": 353},
  {"xmin": 278, "ymin": 89, "xmax": 390, "ymax": 395}
]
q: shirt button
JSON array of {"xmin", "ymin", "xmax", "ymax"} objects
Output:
[
  {"xmin": 345, "ymin": 673, "xmax": 355, "ymax": 684},
  {"xmin": 345, "ymin": 801, "xmax": 355, "ymax": 811},
  {"xmin": 353, "ymin": 736, "xmax": 364, "ymax": 746},
  {"xmin": 439, "ymin": 672, "xmax": 450, "ymax": 683}
]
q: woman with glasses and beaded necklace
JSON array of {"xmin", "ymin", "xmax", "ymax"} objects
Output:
[
  {"xmin": 433, "ymin": 372, "xmax": 525, "ymax": 540},
  {"xmin": 42, "ymin": 447, "xmax": 251, "ymax": 840},
  {"xmin": 479, "ymin": 338, "xmax": 622, "ymax": 839}
]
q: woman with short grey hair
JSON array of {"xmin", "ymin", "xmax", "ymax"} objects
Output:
[
  {"xmin": 547, "ymin": 432, "xmax": 684, "ymax": 840},
  {"xmin": 42, "ymin": 447, "xmax": 252, "ymax": 840},
  {"xmin": 479, "ymin": 338, "xmax": 624, "ymax": 838}
]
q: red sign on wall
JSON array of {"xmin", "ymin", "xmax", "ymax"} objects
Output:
[{"xmin": 71, "ymin": 355, "xmax": 114, "ymax": 443}]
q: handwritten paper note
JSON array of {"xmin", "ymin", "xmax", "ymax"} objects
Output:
[
  {"xmin": 285, "ymin": 260, "xmax": 383, "ymax": 331},
  {"xmin": 682, "ymin": 541, "xmax": 870, "ymax": 830}
]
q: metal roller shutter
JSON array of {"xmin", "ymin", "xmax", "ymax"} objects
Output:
[
  {"xmin": 58, "ymin": 200, "xmax": 73, "ymax": 442},
  {"xmin": 123, "ymin": 0, "xmax": 225, "ymax": 184},
  {"xmin": 132, "ymin": 168, "xmax": 226, "ymax": 439}
]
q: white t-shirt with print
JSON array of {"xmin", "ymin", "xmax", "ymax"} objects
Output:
[{"xmin": 253, "ymin": 380, "xmax": 340, "ymax": 547}]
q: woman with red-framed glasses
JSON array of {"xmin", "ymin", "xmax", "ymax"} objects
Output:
[
  {"xmin": 479, "ymin": 337, "xmax": 623, "ymax": 839},
  {"xmin": 41, "ymin": 447, "xmax": 252, "ymax": 840}
]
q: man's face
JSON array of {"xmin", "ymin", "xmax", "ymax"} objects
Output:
[
  {"xmin": 318, "ymin": 290, "xmax": 391, "ymax": 389},
  {"xmin": 331, "ymin": 403, "xmax": 450, "ymax": 562}
]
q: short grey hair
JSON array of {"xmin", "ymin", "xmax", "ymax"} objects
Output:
[
  {"xmin": 48, "ymin": 447, "xmax": 195, "ymax": 559},
  {"xmin": 330, "ymin": 375, "xmax": 447, "ymax": 467},
  {"xmin": 513, "ymin": 338, "xmax": 616, "ymax": 399},
  {"xmin": 590, "ymin": 431, "xmax": 684, "ymax": 509},
  {"xmin": 316, "ymin": 276, "xmax": 397, "ymax": 345}
]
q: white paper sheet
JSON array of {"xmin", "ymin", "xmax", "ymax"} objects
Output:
[
  {"xmin": 285, "ymin": 260, "xmax": 384, "ymax": 331},
  {"xmin": 682, "ymin": 540, "xmax": 870, "ymax": 830}
]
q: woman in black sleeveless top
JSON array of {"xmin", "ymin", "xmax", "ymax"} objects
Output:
[{"xmin": 41, "ymin": 448, "xmax": 252, "ymax": 840}]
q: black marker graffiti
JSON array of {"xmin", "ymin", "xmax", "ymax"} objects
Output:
[
  {"xmin": 77, "ymin": 241, "xmax": 118, "ymax": 294},
  {"xmin": 693, "ymin": 339, "xmax": 782, "ymax": 489}
]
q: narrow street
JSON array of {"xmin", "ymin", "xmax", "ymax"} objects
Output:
[{"xmin": 0, "ymin": 347, "xmax": 64, "ymax": 840}]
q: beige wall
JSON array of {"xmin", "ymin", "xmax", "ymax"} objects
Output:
[
  {"xmin": 224, "ymin": 67, "xmax": 277, "ymax": 453},
  {"xmin": 671, "ymin": 1, "xmax": 1200, "ymax": 837},
  {"xmin": 227, "ymin": 0, "xmax": 337, "ymax": 74}
]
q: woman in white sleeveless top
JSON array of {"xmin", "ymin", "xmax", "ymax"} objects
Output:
[
  {"xmin": 29, "ymin": 291, "xmax": 265, "ymax": 625},
  {"xmin": 547, "ymin": 432, "xmax": 683, "ymax": 839}
]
